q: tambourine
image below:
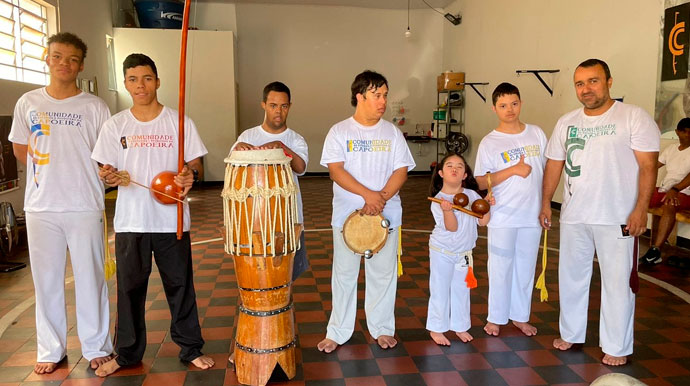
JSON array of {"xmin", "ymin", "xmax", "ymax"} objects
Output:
[{"xmin": 342, "ymin": 210, "xmax": 390, "ymax": 259}]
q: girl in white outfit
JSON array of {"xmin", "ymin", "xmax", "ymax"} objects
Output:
[{"xmin": 427, "ymin": 154, "xmax": 492, "ymax": 345}]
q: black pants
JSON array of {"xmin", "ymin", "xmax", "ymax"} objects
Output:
[{"xmin": 114, "ymin": 232, "xmax": 204, "ymax": 366}]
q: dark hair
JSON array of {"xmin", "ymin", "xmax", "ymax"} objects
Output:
[
  {"xmin": 47, "ymin": 32, "xmax": 87, "ymax": 60},
  {"xmin": 491, "ymin": 82, "xmax": 520, "ymax": 105},
  {"xmin": 429, "ymin": 153, "xmax": 480, "ymax": 197},
  {"xmin": 678, "ymin": 117, "xmax": 690, "ymax": 131},
  {"xmin": 577, "ymin": 58, "xmax": 611, "ymax": 80},
  {"xmin": 263, "ymin": 81, "xmax": 291, "ymax": 102},
  {"xmin": 122, "ymin": 53, "xmax": 158, "ymax": 78},
  {"xmin": 350, "ymin": 70, "xmax": 388, "ymax": 107}
]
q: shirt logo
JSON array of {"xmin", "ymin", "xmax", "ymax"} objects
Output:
[
  {"xmin": 499, "ymin": 145, "xmax": 540, "ymax": 163},
  {"xmin": 346, "ymin": 139, "xmax": 391, "ymax": 152}
]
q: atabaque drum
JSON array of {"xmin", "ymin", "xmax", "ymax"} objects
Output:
[
  {"xmin": 342, "ymin": 210, "xmax": 390, "ymax": 259},
  {"xmin": 222, "ymin": 148, "xmax": 301, "ymax": 386}
]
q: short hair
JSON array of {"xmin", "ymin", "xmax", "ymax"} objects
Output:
[
  {"xmin": 491, "ymin": 82, "xmax": 521, "ymax": 105},
  {"xmin": 577, "ymin": 58, "xmax": 611, "ymax": 80},
  {"xmin": 47, "ymin": 32, "xmax": 87, "ymax": 60},
  {"xmin": 263, "ymin": 81, "xmax": 291, "ymax": 102},
  {"xmin": 677, "ymin": 117, "xmax": 690, "ymax": 131},
  {"xmin": 350, "ymin": 70, "xmax": 388, "ymax": 107},
  {"xmin": 122, "ymin": 53, "xmax": 158, "ymax": 78}
]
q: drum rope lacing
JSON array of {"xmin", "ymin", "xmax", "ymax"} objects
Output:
[{"xmin": 222, "ymin": 161, "xmax": 300, "ymax": 257}]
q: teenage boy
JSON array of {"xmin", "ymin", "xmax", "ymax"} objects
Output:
[
  {"xmin": 474, "ymin": 82, "xmax": 547, "ymax": 337},
  {"xmin": 91, "ymin": 53, "xmax": 214, "ymax": 376}
]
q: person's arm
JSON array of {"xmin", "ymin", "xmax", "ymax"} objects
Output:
[
  {"xmin": 174, "ymin": 157, "xmax": 203, "ymax": 198},
  {"xmin": 539, "ymin": 159, "xmax": 565, "ymax": 230},
  {"xmin": 327, "ymin": 162, "xmax": 385, "ymax": 215},
  {"xmin": 626, "ymin": 151, "xmax": 659, "ymax": 236},
  {"xmin": 439, "ymin": 199, "xmax": 458, "ymax": 231},
  {"xmin": 232, "ymin": 142, "xmax": 255, "ymax": 151},
  {"xmin": 12, "ymin": 143, "xmax": 27, "ymax": 166},
  {"xmin": 380, "ymin": 167, "xmax": 408, "ymax": 201},
  {"xmin": 476, "ymin": 154, "xmax": 531, "ymax": 190}
]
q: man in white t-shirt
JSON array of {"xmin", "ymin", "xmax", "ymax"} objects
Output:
[
  {"xmin": 474, "ymin": 83, "xmax": 547, "ymax": 338},
  {"xmin": 639, "ymin": 118, "xmax": 690, "ymax": 265},
  {"xmin": 91, "ymin": 53, "xmax": 214, "ymax": 376},
  {"xmin": 230, "ymin": 81, "xmax": 309, "ymax": 279},
  {"xmin": 8, "ymin": 32, "xmax": 113, "ymax": 374},
  {"xmin": 540, "ymin": 59, "xmax": 659, "ymax": 366},
  {"xmin": 317, "ymin": 70, "xmax": 416, "ymax": 353}
]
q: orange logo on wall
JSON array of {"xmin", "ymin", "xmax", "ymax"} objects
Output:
[{"xmin": 670, "ymin": 11, "xmax": 686, "ymax": 75}]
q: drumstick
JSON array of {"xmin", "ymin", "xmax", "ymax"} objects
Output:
[
  {"xmin": 427, "ymin": 197, "xmax": 482, "ymax": 218},
  {"xmin": 98, "ymin": 166, "xmax": 186, "ymax": 204}
]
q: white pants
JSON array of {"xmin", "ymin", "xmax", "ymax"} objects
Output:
[
  {"xmin": 326, "ymin": 227, "xmax": 398, "ymax": 344},
  {"xmin": 559, "ymin": 224, "xmax": 635, "ymax": 357},
  {"xmin": 487, "ymin": 227, "xmax": 541, "ymax": 324},
  {"xmin": 26, "ymin": 211, "xmax": 113, "ymax": 362},
  {"xmin": 426, "ymin": 247, "xmax": 471, "ymax": 333}
]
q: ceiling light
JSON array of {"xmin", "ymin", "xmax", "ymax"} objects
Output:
[{"xmin": 444, "ymin": 13, "xmax": 461, "ymax": 25}]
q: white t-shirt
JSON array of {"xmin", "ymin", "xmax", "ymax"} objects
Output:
[
  {"xmin": 429, "ymin": 189, "xmax": 480, "ymax": 252},
  {"xmin": 320, "ymin": 117, "xmax": 416, "ymax": 227},
  {"xmin": 545, "ymin": 101, "xmax": 660, "ymax": 225},
  {"xmin": 91, "ymin": 106, "xmax": 208, "ymax": 232},
  {"xmin": 474, "ymin": 124, "xmax": 547, "ymax": 228},
  {"xmin": 231, "ymin": 125, "xmax": 308, "ymax": 222},
  {"xmin": 659, "ymin": 144, "xmax": 690, "ymax": 195},
  {"xmin": 9, "ymin": 88, "xmax": 109, "ymax": 212}
]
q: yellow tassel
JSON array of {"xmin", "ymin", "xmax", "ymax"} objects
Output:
[
  {"xmin": 103, "ymin": 210, "xmax": 116, "ymax": 280},
  {"xmin": 397, "ymin": 226, "xmax": 403, "ymax": 277},
  {"xmin": 465, "ymin": 266, "xmax": 477, "ymax": 289},
  {"xmin": 535, "ymin": 229, "xmax": 548, "ymax": 302}
]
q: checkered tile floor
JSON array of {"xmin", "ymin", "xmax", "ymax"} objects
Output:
[{"xmin": 0, "ymin": 175, "xmax": 689, "ymax": 385}]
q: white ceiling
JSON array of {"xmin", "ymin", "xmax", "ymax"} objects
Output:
[{"xmin": 192, "ymin": 0, "xmax": 454, "ymax": 10}]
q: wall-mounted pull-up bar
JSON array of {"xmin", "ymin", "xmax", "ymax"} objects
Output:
[
  {"xmin": 459, "ymin": 82, "xmax": 490, "ymax": 103},
  {"xmin": 516, "ymin": 70, "xmax": 560, "ymax": 96}
]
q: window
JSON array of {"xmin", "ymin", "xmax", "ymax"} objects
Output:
[{"xmin": 0, "ymin": 0, "xmax": 55, "ymax": 85}]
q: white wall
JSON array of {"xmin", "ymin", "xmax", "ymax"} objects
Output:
[
  {"xmin": 442, "ymin": 0, "xmax": 663, "ymax": 169},
  {"xmin": 113, "ymin": 28, "xmax": 237, "ymax": 181},
  {"xmin": 235, "ymin": 3, "xmax": 445, "ymax": 172},
  {"xmin": 1, "ymin": 0, "xmax": 114, "ymax": 213}
]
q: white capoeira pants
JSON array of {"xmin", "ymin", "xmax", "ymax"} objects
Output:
[
  {"xmin": 26, "ymin": 211, "xmax": 112, "ymax": 363},
  {"xmin": 426, "ymin": 246, "xmax": 471, "ymax": 333},
  {"xmin": 487, "ymin": 227, "xmax": 541, "ymax": 325},
  {"xmin": 326, "ymin": 227, "xmax": 398, "ymax": 344},
  {"xmin": 559, "ymin": 223, "xmax": 635, "ymax": 357}
]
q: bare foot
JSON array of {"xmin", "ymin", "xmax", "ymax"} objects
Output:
[
  {"xmin": 512, "ymin": 321, "xmax": 537, "ymax": 336},
  {"xmin": 317, "ymin": 338, "xmax": 338, "ymax": 353},
  {"xmin": 377, "ymin": 335, "xmax": 397, "ymax": 349},
  {"xmin": 602, "ymin": 354, "xmax": 627, "ymax": 366},
  {"xmin": 228, "ymin": 351, "xmax": 234, "ymax": 364},
  {"xmin": 191, "ymin": 354, "xmax": 214, "ymax": 370},
  {"xmin": 456, "ymin": 331, "xmax": 473, "ymax": 343},
  {"xmin": 34, "ymin": 362, "xmax": 58, "ymax": 374},
  {"xmin": 95, "ymin": 357, "xmax": 121, "ymax": 377},
  {"xmin": 90, "ymin": 355, "xmax": 113, "ymax": 369},
  {"xmin": 553, "ymin": 338, "xmax": 573, "ymax": 351},
  {"xmin": 430, "ymin": 331, "xmax": 450, "ymax": 346},
  {"xmin": 483, "ymin": 322, "xmax": 500, "ymax": 336}
]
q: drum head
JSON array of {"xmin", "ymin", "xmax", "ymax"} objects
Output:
[{"xmin": 342, "ymin": 211, "xmax": 389, "ymax": 256}]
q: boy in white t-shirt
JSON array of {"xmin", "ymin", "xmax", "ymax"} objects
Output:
[
  {"xmin": 540, "ymin": 59, "xmax": 659, "ymax": 366},
  {"xmin": 230, "ymin": 81, "xmax": 309, "ymax": 279},
  {"xmin": 474, "ymin": 83, "xmax": 547, "ymax": 337},
  {"xmin": 91, "ymin": 53, "xmax": 214, "ymax": 376},
  {"xmin": 8, "ymin": 32, "xmax": 113, "ymax": 374},
  {"xmin": 317, "ymin": 71, "xmax": 415, "ymax": 353},
  {"xmin": 640, "ymin": 118, "xmax": 690, "ymax": 265}
]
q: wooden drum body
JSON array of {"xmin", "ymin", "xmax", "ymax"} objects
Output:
[{"xmin": 222, "ymin": 149, "xmax": 301, "ymax": 386}]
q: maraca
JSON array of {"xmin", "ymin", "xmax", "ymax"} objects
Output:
[
  {"xmin": 453, "ymin": 193, "xmax": 469, "ymax": 207},
  {"xmin": 471, "ymin": 199, "xmax": 490, "ymax": 215}
]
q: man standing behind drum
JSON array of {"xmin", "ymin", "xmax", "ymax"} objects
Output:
[
  {"xmin": 91, "ymin": 53, "xmax": 214, "ymax": 376},
  {"xmin": 230, "ymin": 81, "xmax": 309, "ymax": 280},
  {"xmin": 318, "ymin": 70, "xmax": 415, "ymax": 353}
]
